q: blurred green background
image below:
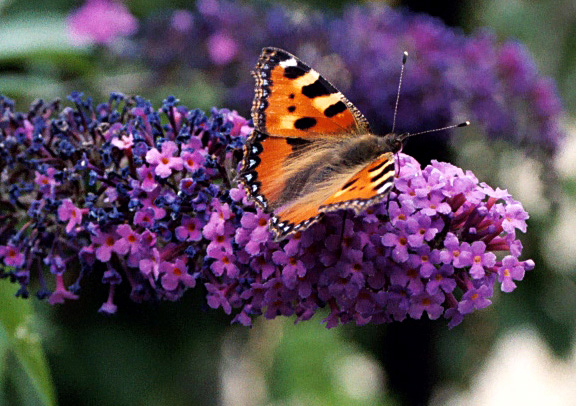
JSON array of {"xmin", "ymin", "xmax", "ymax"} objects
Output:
[{"xmin": 2, "ymin": 0, "xmax": 576, "ymax": 405}]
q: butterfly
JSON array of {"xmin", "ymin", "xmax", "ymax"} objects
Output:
[{"xmin": 238, "ymin": 47, "xmax": 467, "ymax": 241}]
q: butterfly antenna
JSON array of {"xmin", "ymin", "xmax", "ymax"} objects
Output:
[
  {"xmin": 391, "ymin": 51, "xmax": 408, "ymax": 134},
  {"xmin": 400, "ymin": 121, "xmax": 470, "ymax": 141}
]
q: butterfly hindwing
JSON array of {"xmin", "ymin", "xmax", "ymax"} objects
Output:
[
  {"xmin": 252, "ymin": 47, "xmax": 371, "ymax": 138},
  {"xmin": 320, "ymin": 152, "xmax": 395, "ymax": 213},
  {"xmin": 269, "ymin": 201, "xmax": 324, "ymax": 241},
  {"xmin": 265, "ymin": 152, "xmax": 395, "ymax": 241}
]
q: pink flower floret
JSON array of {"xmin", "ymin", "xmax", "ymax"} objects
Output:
[
  {"xmin": 145, "ymin": 141, "xmax": 183, "ymax": 178},
  {"xmin": 58, "ymin": 199, "xmax": 84, "ymax": 233}
]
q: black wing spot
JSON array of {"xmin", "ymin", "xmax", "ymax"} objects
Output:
[
  {"xmin": 294, "ymin": 117, "xmax": 317, "ymax": 130},
  {"xmin": 342, "ymin": 178, "xmax": 358, "ymax": 190},
  {"xmin": 286, "ymin": 137, "xmax": 311, "ymax": 153},
  {"xmin": 369, "ymin": 160, "xmax": 393, "ymax": 173},
  {"xmin": 289, "ymin": 93, "xmax": 295, "ymax": 99},
  {"xmin": 273, "ymin": 51, "xmax": 291, "ymax": 62},
  {"xmin": 302, "ymin": 77, "xmax": 335, "ymax": 98},
  {"xmin": 374, "ymin": 178, "xmax": 393, "ymax": 192},
  {"xmin": 286, "ymin": 138, "xmax": 311, "ymax": 146},
  {"xmin": 288, "ymin": 106, "xmax": 296, "ymax": 113},
  {"xmin": 324, "ymin": 101, "xmax": 347, "ymax": 117},
  {"xmin": 284, "ymin": 63, "xmax": 309, "ymax": 79},
  {"xmin": 371, "ymin": 165, "xmax": 393, "ymax": 183}
]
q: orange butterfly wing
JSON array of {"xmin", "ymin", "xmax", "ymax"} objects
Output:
[
  {"xmin": 269, "ymin": 153, "xmax": 396, "ymax": 240},
  {"xmin": 251, "ymin": 47, "xmax": 370, "ymax": 137},
  {"xmin": 240, "ymin": 131, "xmax": 295, "ymax": 211},
  {"xmin": 320, "ymin": 152, "xmax": 395, "ymax": 212}
]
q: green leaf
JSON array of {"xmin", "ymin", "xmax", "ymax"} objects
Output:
[{"xmin": 0, "ymin": 282, "xmax": 56, "ymax": 406}]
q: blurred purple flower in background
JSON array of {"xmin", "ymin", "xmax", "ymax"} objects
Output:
[
  {"xmin": 0, "ymin": 93, "xmax": 534, "ymax": 328},
  {"xmin": 171, "ymin": 10, "xmax": 194, "ymax": 33},
  {"xmin": 67, "ymin": 0, "xmax": 138, "ymax": 45},
  {"xmin": 207, "ymin": 32, "xmax": 238, "ymax": 65}
]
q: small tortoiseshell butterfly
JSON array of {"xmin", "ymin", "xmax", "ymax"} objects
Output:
[{"xmin": 239, "ymin": 47, "xmax": 468, "ymax": 241}]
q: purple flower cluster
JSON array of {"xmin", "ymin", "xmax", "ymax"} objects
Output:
[
  {"xmin": 121, "ymin": 0, "xmax": 564, "ymax": 158},
  {"xmin": 209, "ymin": 154, "xmax": 533, "ymax": 328},
  {"xmin": 0, "ymin": 93, "xmax": 533, "ymax": 327},
  {"xmin": 0, "ymin": 93, "xmax": 249, "ymax": 312}
]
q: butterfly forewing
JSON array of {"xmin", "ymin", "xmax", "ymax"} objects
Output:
[{"xmin": 251, "ymin": 47, "xmax": 371, "ymax": 137}]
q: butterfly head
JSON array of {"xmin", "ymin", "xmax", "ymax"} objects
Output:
[{"xmin": 379, "ymin": 132, "xmax": 405, "ymax": 154}]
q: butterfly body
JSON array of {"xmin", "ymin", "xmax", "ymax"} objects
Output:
[{"xmin": 239, "ymin": 48, "xmax": 403, "ymax": 240}]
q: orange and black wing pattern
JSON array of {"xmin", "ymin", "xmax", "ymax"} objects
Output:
[
  {"xmin": 239, "ymin": 48, "xmax": 392, "ymax": 241},
  {"xmin": 251, "ymin": 47, "xmax": 371, "ymax": 137},
  {"xmin": 320, "ymin": 152, "xmax": 396, "ymax": 213},
  {"xmin": 239, "ymin": 129, "xmax": 328, "ymax": 238}
]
